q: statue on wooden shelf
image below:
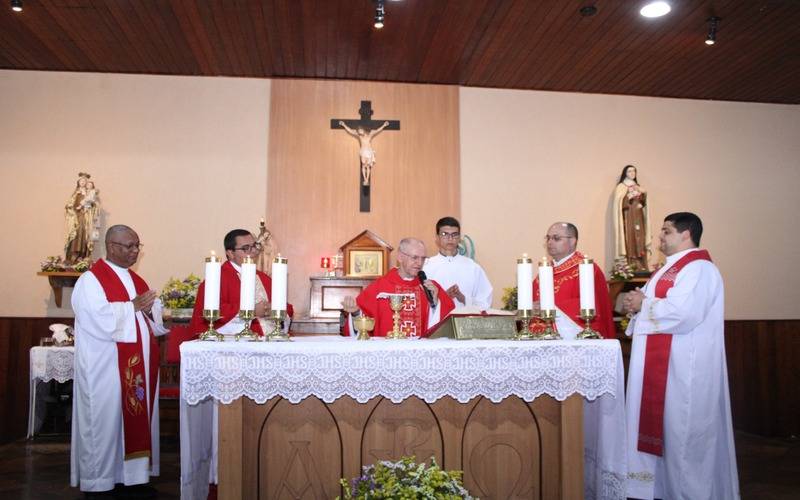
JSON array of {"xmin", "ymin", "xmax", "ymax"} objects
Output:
[
  {"xmin": 255, "ymin": 217, "xmax": 278, "ymax": 275},
  {"xmin": 613, "ymin": 165, "xmax": 650, "ymax": 272},
  {"xmin": 64, "ymin": 173, "xmax": 101, "ymax": 264},
  {"xmin": 338, "ymin": 119, "xmax": 390, "ymax": 186}
]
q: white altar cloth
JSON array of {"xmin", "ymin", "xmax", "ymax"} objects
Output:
[
  {"xmin": 180, "ymin": 337, "xmax": 626, "ymax": 499},
  {"xmin": 28, "ymin": 346, "xmax": 74, "ymax": 438}
]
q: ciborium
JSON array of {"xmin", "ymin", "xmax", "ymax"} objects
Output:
[
  {"xmin": 353, "ymin": 315, "xmax": 375, "ymax": 341},
  {"xmin": 199, "ymin": 309, "xmax": 223, "ymax": 341},
  {"xmin": 576, "ymin": 308, "xmax": 602, "ymax": 340}
]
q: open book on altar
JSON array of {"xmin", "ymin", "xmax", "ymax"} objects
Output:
[{"xmin": 427, "ymin": 307, "xmax": 518, "ymax": 340}]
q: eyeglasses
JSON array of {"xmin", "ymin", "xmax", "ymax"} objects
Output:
[
  {"xmin": 543, "ymin": 235, "xmax": 574, "ymax": 243},
  {"xmin": 438, "ymin": 231, "xmax": 461, "ymax": 240},
  {"xmin": 109, "ymin": 241, "xmax": 143, "ymax": 251},
  {"xmin": 233, "ymin": 243, "xmax": 263, "ymax": 253},
  {"xmin": 400, "ymin": 251, "xmax": 427, "ymax": 263}
]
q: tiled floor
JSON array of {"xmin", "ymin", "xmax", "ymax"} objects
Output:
[{"xmin": 0, "ymin": 432, "xmax": 796, "ymax": 499}]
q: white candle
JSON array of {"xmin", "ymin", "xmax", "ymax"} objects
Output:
[
  {"xmin": 579, "ymin": 257, "xmax": 595, "ymax": 311},
  {"xmin": 271, "ymin": 255, "xmax": 288, "ymax": 311},
  {"xmin": 538, "ymin": 257, "xmax": 555, "ymax": 311},
  {"xmin": 239, "ymin": 256, "xmax": 256, "ymax": 311},
  {"xmin": 203, "ymin": 251, "xmax": 221, "ymax": 310},
  {"xmin": 516, "ymin": 254, "xmax": 533, "ymax": 310}
]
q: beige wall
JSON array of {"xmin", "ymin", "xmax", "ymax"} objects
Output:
[
  {"xmin": 460, "ymin": 87, "xmax": 800, "ymax": 319},
  {"xmin": 0, "ymin": 70, "xmax": 270, "ymax": 317}
]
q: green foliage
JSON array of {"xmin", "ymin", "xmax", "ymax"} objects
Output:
[
  {"xmin": 501, "ymin": 286, "xmax": 518, "ymax": 311},
  {"xmin": 338, "ymin": 456, "xmax": 475, "ymax": 500},
  {"xmin": 160, "ymin": 274, "xmax": 202, "ymax": 309},
  {"xmin": 40, "ymin": 256, "xmax": 91, "ymax": 272}
]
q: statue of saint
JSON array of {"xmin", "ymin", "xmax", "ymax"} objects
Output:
[
  {"xmin": 339, "ymin": 120, "xmax": 390, "ymax": 186},
  {"xmin": 64, "ymin": 173, "xmax": 101, "ymax": 264},
  {"xmin": 613, "ymin": 165, "xmax": 650, "ymax": 272}
]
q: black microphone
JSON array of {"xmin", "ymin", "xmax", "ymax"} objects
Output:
[{"xmin": 417, "ymin": 270, "xmax": 435, "ymax": 305}]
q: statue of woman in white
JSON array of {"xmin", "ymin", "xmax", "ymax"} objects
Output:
[
  {"xmin": 64, "ymin": 173, "xmax": 101, "ymax": 263},
  {"xmin": 613, "ymin": 165, "xmax": 650, "ymax": 272}
]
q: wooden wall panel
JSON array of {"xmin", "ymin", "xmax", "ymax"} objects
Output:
[{"xmin": 267, "ymin": 79, "xmax": 460, "ymax": 314}]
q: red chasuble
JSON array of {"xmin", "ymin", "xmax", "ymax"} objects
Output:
[
  {"xmin": 348, "ymin": 268, "xmax": 455, "ymax": 338},
  {"xmin": 530, "ymin": 252, "xmax": 616, "ymax": 339},
  {"xmin": 637, "ymin": 249, "xmax": 712, "ymax": 456},
  {"xmin": 90, "ymin": 259, "xmax": 158, "ymax": 460},
  {"xmin": 189, "ymin": 260, "xmax": 294, "ymax": 339}
]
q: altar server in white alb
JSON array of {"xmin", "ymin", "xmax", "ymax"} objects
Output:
[
  {"xmin": 422, "ymin": 217, "xmax": 493, "ymax": 310},
  {"xmin": 623, "ymin": 212, "xmax": 739, "ymax": 499},
  {"xmin": 71, "ymin": 225, "xmax": 168, "ymax": 498}
]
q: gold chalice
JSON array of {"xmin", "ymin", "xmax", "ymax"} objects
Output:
[
  {"xmin": 388, "ymin": 294, "xmax": 407, "ymax": 339},
  {"xmin": 353, "ymin": 315, "xmax": 375, "ymax": 341}
]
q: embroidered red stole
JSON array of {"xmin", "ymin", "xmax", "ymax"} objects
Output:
[
  {"xmin": 90, "ymin": 259, "xmax": 159, "ymax": 460},
  {"xmin": 637, "ymin": 249, "xmax": 712, "ymax": 456}
]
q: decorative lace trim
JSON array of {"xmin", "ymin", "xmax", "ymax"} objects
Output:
[{"xmin": 30, "ymin": 347, "xmax": 74, "ymax": 383}]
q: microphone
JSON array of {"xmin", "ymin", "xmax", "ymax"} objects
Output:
[{"xmin": 417, "ymin": 271, "xmax": 435, "ymax": 305}]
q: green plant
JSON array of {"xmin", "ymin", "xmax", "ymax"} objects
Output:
[
  {"xmin": 338, "ymin": 456, "xmax": 474, "ymax": 500},
  {"xmin": 160, "ymin": 274, "xmax": 201, "ymax": 309},
  {"xmin": 501, "ymin": 286, "xmax": 517, "ymax": 311}
]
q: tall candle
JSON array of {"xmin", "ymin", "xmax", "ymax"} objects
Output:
[
  {"xmin": 538, "ymin": 257, "xmax": 555, "ymax": 311},
  {"xmin": 516, "ymin": 254, "xmax": 533, "ymax": 310},
  {"xmin": 203, "ymin": 251, "xmax": 221, "ymax": 310},
  {"xmin": 271, "ymin": 256, "xmax": 288, "ymax": 311},
  {"xmin": 239, "ymin": 256, "xmax": 256, "ymax": 311},
  {"xmin": 579, "ymin": 257, "xmax": 595, "ymax": 311}
]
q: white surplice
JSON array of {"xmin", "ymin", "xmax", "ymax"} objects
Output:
[
  {"xmin": 70, "ymin": 260, "xmax": 169, "ymax": 492},
  {"xmin": 625, "ymin": 248, "xmax": 739, "ymax": 499},
  {"xmin": 423, "ymin": 253, "xmax": 493, "ymax": 309}
]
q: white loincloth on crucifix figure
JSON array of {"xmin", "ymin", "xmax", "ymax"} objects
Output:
[{"xmin": 339, "ymin": 120, "xmax": 390, "ymax": 186}]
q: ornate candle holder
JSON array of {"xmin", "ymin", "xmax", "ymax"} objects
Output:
[
  {"xmin": 515, "ymin": 309, "xmax": 536, "ymax": 340},
  {"xmin": 577, "ymin": 308, "xmax": 602, "ymax": 340},
  {"xmin": 199, "ymin": 309, "xmax": 223, "ymax": 341},
  {"xmin": 354, "ymin": 315, "xmax": 375, "ymax": 341},
  {"xmin": 235, "ymin": 309, "xmax": 258, "ymax": 341},
  {"xmin": 536, "ymin": 309, "xmax": 562, "ymax": 340},
  {"xmin": 264, "ymin": 310, "xmax": 291, "ymax": 342}
]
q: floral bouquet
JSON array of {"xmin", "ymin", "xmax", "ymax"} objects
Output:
[
  {"xmin": 501, "ymin": 286, "xmax": 518, "ymax": 311},
  {"xmin": 610, "ymin": 258, "xmax": 635, "ymax": 281},
  {"xmin": 40, "ymin": 256, "xmax": 91, "ymax": 272},
  {"xmin": 159, "ymin": 274, "xmax": 202, "ymax": 310},
  {"xmin": 339, "ymin": 456, "xmax": 474, "ymax": 500}
]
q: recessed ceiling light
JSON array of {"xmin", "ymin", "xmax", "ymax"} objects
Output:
[{"xmin": 640, "ymin": 1, "xmax": 671, "ymax": 18}]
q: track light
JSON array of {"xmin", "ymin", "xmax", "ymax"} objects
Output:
[
  {"xmin": 11, "ymin": 0, "xmax": 22, "ymax": 12},
  {"xmin": 705, "ymin": 16, "xmax": 720, "ymax": 45},
  {"xmin": 374, "ymin": 0, "xmax": 385, "ymax": 29}
]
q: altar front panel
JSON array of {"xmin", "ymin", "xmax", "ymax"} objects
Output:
[{"xmin": 219, "ymin": 394, "xmax": 582, "ymax": 500}]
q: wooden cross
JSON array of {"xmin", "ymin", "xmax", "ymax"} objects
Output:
[{"xmin": 331, "ymin": 101, "xmax": 400, "ymax": 212}]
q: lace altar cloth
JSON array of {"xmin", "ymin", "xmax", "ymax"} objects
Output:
[
  {"xmin": 28, "ymin": 346, "xmax": 74, "ymax": 438},
  {"xmin": 180, "ymin": 336, "xmax": 620, "ymax": 405}
]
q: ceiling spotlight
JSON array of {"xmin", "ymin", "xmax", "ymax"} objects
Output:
[
  {"xmin": 11, "ymin": 0, "xmax": 22, "ymax": 12},
  {"xmin": 705, "ymin": 16, "xmax": 720, "ymax": 45},
  {"xmin": 374, "ymin": 0, "xmax": 385, "ymax": 29},
  {"xmin": 640, "ymin": 1, "xmax": 671, "ymax": 18}
]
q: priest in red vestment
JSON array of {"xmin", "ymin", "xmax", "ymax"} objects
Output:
[
  {"xmin": 342, "ymin": 238, "xmax": 455, "ymax": 338},
  {"xmin": 530, "ymin": 222, "xmax": 616, "ymax": 339},
  {"xmin": 189, "ymin": 229, "xmax": 294, "ymax": 339}
]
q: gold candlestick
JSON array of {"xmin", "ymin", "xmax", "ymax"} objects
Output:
[
  {"xmin": 577, "ymin": 308, "xmax": 602, "ymax": 340},
  {"xmin": 536, "ymin": 309, "xmax": 562, "ymax": 340},
  {"xmin": 354, "ymin": 315, "xmax": 375, "ymax": 341},
  {"xmin": 199, "ymin": 309, "xmax": 223, "ymax": 341},
  {"xmin": 264, "ymin": 310, "xmax": 290, "ymax": 342},
  {"xmin": 515, "ymin": 309, "xmax": 536, "ymax": 340},
  {"xmin": 235, "ymin": 309, "xmax": 258, "ymax": 341}
]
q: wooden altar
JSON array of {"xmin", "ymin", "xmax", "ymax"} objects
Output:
[{"xmin": 217, "ymin": 394, "xmax": 583, "ymax": 499}]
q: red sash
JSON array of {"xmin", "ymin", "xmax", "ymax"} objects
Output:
[
  {"xmin": 90, "ymin": 259, "xmax": 159, "ymax": 460},
  {"xmin": 637, "ymin": 249, "xmax": 711, "ymax": 456}
]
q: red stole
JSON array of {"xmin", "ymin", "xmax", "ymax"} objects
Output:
[
  {"xmin": 90, "ymin": 259, "xmax": 158, "ymax": 460},
  {"xmin": 637, "ymin": 249, "xmax": 712, "ymax": 456},
  {"xmin": 355, "ymin": 268, "xmax": 455, "ymax": 337},
  {"xmin": 530, "ymin": 252, "xmax": 616, "ymax": 339}
]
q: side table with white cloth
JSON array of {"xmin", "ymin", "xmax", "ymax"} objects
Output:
[
  {"xmin": 28, "ymin": 345, "xmax": 75, "ymax": 438},
  {"xmin": 180, "ymin": 337, "xmax": 627, "ymax": 500}
]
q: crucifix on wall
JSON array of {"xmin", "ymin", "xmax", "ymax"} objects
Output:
[{"xmin": 331, "ymin": 101, "xmax": 400, "ymax": 212}]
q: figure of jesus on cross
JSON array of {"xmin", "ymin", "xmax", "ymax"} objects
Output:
[{"xmin": 338, "ymin": 119, "xmax": 390, "ymax": 186}]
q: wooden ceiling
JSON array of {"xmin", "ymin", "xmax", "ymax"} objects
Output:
[{"xmin": 1, "ymin": 0, "xmax": 798, "ymax": 104}]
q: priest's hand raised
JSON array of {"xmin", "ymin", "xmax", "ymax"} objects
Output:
[
  {"xmin": 341, "ymin": 296, "xmax": 360, "ymax": 315},
  {"xmin": 132, "ymin": 290, "xmax": 158, "ymax": 314},
  {"xmin": 255, "ymin": 299, "xmax": 270, "ymax": 318}
]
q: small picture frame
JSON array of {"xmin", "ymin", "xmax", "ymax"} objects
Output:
[{"xmin": 348, "ymin": 250, "xmax": 383, "ymax": 277}]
